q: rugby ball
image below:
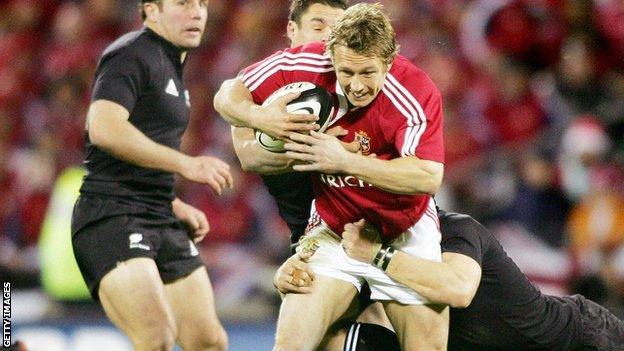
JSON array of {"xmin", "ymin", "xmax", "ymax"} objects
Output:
[{"xmin": 255, "ymin": 82, "xmax": 334, "ymax": 153}]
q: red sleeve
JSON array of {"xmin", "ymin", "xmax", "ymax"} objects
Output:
[
  {"xmin": 238, "ymin": 42, "xmax": 334, "ymax": 105},
  {"xmin": 412, "ymin": 87, "xmax": 444, "ymax": 163},
  {"xmin": 238, "ymin": 51, "xmax": 287, "ymax": 105},
  {"xmin": 387, "ymin": 62, "xmax": 444, "ymax": 163}
]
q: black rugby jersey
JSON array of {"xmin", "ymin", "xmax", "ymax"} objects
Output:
[
  {"xmin": 80, "ymin": 27, "xmax": 190, "ymax": 204},
  {"xmin": 439, "ymin": 210, "xmax": 581, "ymax": 350}
]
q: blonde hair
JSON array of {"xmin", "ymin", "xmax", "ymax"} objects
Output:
[{"xmin": 326, "ymin": 3, "xmax": 399, "ymax": 65}]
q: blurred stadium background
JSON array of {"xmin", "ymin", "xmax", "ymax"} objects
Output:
[{"xmin": 1, "ymin": 0, "xmax": 624, "ymax": 349}]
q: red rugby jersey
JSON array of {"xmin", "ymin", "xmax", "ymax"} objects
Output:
[{"xmin": 240, "ymin": 42, "xmax": 444, "ymax": 240}]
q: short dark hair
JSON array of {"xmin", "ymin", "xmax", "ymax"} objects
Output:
[
  {"xmin": 139, "ymin": 0, "xmax": 161, "ymax": 21},
  {"xmin": 289, "ymin": 0, "xmax": 349, "ymax": 26}
]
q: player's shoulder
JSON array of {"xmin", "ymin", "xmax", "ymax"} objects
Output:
[
  {"xmin": 386, "ymin": 54, "xmax": 440, "ymax": 97},
  {"xmin": 378, "ymin": 55, "xmax": 441, "ymax": 123},
  {"xmin": 241, "ymin": 41, "xmax": 333, "ymax": 90},
  {"xmin": 298, "ymin": 41, "xmax": 328, "ymax": 54},
  {"xmin": 264, "ymin": 42, "xmax": 331, "ymax": 67},
  {"xmin": 243, "ymin": 41, "xmax": 331, "ymax": 72},
  {"xmin": 439, "ymin": 210, "xmax": 489, "ymax": 242},
  {"xmin": 99, "ymin": 28, "xmax": 156, "ymax": 65}
]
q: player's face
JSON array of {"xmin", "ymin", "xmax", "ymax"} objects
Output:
[
  {"xmin": 288, "ymin": 4, "xmax": 344, "ymax": 47},
  {"xmin": 333, "ymin": 45, "xmax": 389, "ymax": 108},
  {"xmin": 147, "ymin": 0, "xmax": 208, "ymax": 50}
]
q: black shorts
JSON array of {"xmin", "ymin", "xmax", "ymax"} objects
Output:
[
  {"xmin": 569, "ymin": 294, "xmax": 624, "ymax": 351},
  {"xmin": 71, "ymin": 195, "xmax": 204, "ymax": 300}
]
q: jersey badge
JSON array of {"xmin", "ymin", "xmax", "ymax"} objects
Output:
[
  {"xmin": 355, "ymin": 130, "xmax": 371, "ymax": 155},
  {"xmin": 189, "ymin": 241, "xmax": 199, "ymax": 256},
  {"xmin": 165, "ymin": 79, "xmax": 179, "ymax": 97},
  {"xmin": 129, "ymin": 233, "xmax": 150, "ymax": 251}
]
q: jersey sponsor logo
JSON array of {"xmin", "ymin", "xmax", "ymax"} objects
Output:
[
  {"xmin": 165, "ymin": 79, "xmax": 179, "ymax": 97},
  {"xmin": 354, "ymin": 130, "xmax": 371, "ymax": 155},
  {"xmin": 128, "ymin": 233, "xmax": 150, "ymax": 251},
  {"xmin": 184, "ymin": 90, "xmax": 190, "ymax": 107},
  {"xmin": 319, "ymin": 174, "xmax": 373, "ymax": 188},
  {"xmin": 189, "ymin": 241, "xmax": 198, "ymax": 257}
]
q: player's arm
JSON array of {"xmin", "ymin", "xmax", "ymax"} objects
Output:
[
  {"xmin": 89, "ymin": 100, "xmax": 190, "ymax": 173},
  {"xmin": 213, "ymin": 77, "xmax": 262, "ymax": 128},
  {"xmin": 88, "ymin": 100, "xmax": 233, "ymax": 193},
  {"xmin": 341, "ymin": 221, "xmax": 481, "ymax": 308},
  {"xmin": 385, "ymin": 251, "xmax": 481, "ymax": 308},
  {"xmin": 231, "ymin": 126, "xmax": 295, "ymax": 174},
  {"xmin": 345, "ymin": 154, "xmax": 442, "ymax": 195},
  {"xmin": 213, "ymin": 78, "xmax": 318, "ymax": 140},
  {"xmin": 285, "ymin": 131, "xmax": 443, "ymax": 195}
]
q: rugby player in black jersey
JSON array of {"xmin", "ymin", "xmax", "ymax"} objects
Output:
[
  {"xmin": 276, "ymin": 211, "xmax": 624, "ymax": 350},
  {"xmin": 216, "ymin": 0, "xmax": 351, "ymax": 244},
  {"xmin": 71, "ymin": 1, "xmax": 232, "ymax": 350}
]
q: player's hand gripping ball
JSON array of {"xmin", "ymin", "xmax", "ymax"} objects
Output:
[{"xmin": 255, "ymin": 82, "xmax": 334, "ymax": 152}]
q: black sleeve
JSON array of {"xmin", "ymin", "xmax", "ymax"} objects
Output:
[
  {"xmin": 91, "ymin": 49, "xmax": 150, "ymax": 112},
  {"xmin": 440, "ymin": 214, "xmax": 485, "ymax": 266}
]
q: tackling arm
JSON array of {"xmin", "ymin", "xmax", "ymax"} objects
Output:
[
  {"xmin": 231, "ymin": 126, "xmax": 294, "ymax": 174},
  {"xmin": 341, "ymin": 221, "xmax": 481, "ymax": 308},
  {"xmin": 385, "ymin": 251, "xmax": 481, "ymax": 308}
]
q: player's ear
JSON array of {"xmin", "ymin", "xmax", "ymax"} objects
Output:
[
  {"xmin": 287, "ymin": 21, "xmax": 297, "ymax": 43},
  {"xmin": 382, "ymin": 61, "xmax": 391, "ymax": 74},
  {"xmin": 143, "ymin": 2, "xmax": 161, "ymax": 23}
]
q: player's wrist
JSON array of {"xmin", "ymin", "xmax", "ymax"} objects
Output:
[
  {"xmin": 248, "ymin": 104, "xmax": 266, "ymax": 131},
  {"xmin": 341, "ymin": 152, "xmax": 361, "ymax": 175},
  {"xmin": 369, "ymin": 242, "xmax": 382, "ymax": 263}
]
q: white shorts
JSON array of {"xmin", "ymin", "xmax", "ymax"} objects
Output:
[{"xmin": 307, "ymin": 198, "xmax": 441, "ymax": 305}]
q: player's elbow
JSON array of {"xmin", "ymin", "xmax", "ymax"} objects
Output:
[
  {"xmin": 407, "ymin": 161, "xmax": 443, "ymax": 195},
  {"xmin": 238, "ymin": 156, "xmax": 260, "ymax": 173},
  {"xmin": 88, "ymin": 118, "xmax": 112, "ymax": 149},
  {"xmin": 87, "ymin": 102, "xmax": 127, "ymax": 150},
  {"xmin": 233, "ymin": 144, "xmax": 264, "ymax": 173},
  {"xmin": 446, "ymin": 284, "xmax": 476, "ymax": 308},
  {"xmin": 213, "ymin": 84, "xmax": 226, "ymax": 115},
  {"xmin": 213, "ymin": 78, "xmax": 241, "ymax": 119},
  {"xmin": 411, "ymin": 171, "xmax": 443, "ymax": 195},
  {"xmin": 421, "ymin": 174, "xmax": 443, "ymax": 195},
  {"xmin": 448, "ymin": 292, "xmax": 474, "ymax": 309}
]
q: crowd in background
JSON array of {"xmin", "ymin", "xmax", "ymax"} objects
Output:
[{"xmin": 1, "ymin": 0, "xmax": 623, "ymax": 320}]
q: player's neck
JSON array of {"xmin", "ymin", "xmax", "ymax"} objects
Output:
[
  {"xmin": 144, "ymin": 22, "xmax": 187, "ymax": 63},
  {"xmin": 346, "ymin": 98, "xmax": 359, "ymax": 111}
]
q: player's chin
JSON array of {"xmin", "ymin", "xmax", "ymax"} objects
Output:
[
  {"xmin": 179, "ymin": 40, "xmax": 202, "ymax": 50},
  {"xmin": 348, "ymin": 95, "xmax": 373, "ymax": 107},
  {"xmin": 178, "ymin": 36, "xmax": 203, "ymax": 49}
]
